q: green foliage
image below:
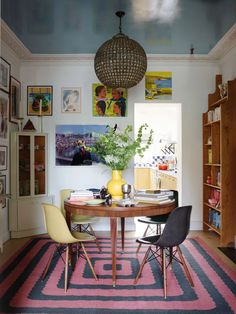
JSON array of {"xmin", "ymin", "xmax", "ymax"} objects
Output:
[{"xmin": 90, "ymin": 124, "xmax": 153, "ymax": 170}]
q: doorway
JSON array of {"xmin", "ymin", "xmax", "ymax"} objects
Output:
[{"xmin": 134, "ymin": 102, "xmax": 182, "ymax": 233}]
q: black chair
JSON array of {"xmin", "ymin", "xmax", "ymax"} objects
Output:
[
  {"xmin": 134, "ymin": 205, "xmax": 194, "ymax": 299},
  {"xmin": 136, "ymin": 190, "xmax": 178, "ymax": 253}
]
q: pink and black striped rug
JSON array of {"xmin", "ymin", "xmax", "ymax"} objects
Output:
[{"xmin": 0, "ymin": 236, "xmax": 236, "ymax": 313}]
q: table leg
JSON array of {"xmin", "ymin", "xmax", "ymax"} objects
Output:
[
  {"xmin": 110, "ymin": 217, "xmax": 117, "ymax": 287},
  {"xmin": 120, "ymin": 217, "xmax": 125, "ymax": 253}
]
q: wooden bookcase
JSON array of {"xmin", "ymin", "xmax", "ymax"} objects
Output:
[{"xmin": 203, "ymin": 75, "xmax": 236, "ymax": 246}]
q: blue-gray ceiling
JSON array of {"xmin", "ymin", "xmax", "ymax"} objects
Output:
[{"xmin": 1, "ymin": 0, "xmax": 236, "ymax": 55}]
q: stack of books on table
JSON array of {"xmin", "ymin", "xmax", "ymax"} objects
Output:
[
  {"xmin": 134, "ymin": 189, "xmax": 175, "ymax": 204},
  {"xmin": 69, "ymin": 190, "xmax": 94, "ymax": 202}
]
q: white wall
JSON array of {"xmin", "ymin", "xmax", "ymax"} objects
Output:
[
  {"xmin": 220, "ymin": 45, "xmax": 236, "ymax": 82},
  {"xmin": 20, "ymin": 58, "xmax": 220, "ymax": 231},
  {"xmin": 1, "ymin": 42, "xmax": 21, "ymax": 242}
]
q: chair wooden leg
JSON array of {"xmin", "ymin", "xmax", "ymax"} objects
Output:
[
  {"xmin": 134, "ymin": 246, "xmax": 151, "ymax": 284},
  {"xmin": 88, "ymin": 224, "xmax": 101, "ymax": 252},
  {"xmin": 136, "ymin": 225, "xmax": 150, "ymax": 253},
  {"xmin": 162, "ymin": 248, "xmax": 167, "ymax": 299},
  {"xmin": 81, "ymin": 243, "xmax": 98, "ymax": 281},
  {"xmin": 177, "ymin": 246, "xmax": 194, "ymax": 287},
  {"xmin": 41, "ymin": 246, "xmax": 55, "ymax": 280},
  {"xmin": 64, "ymin": 245, "xmax": 69, "ymax": 292}
]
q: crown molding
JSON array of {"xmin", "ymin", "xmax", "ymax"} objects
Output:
[
  {"xmin": 1, "ymin": 18, "xmax": 235, "ymax": 62},
  {"xmin": 1, "ymin": 19, "xmax": 31, "ymax": 59},
  {"xmin": 209, "ymin": 23, "xmax": 236, "ymax": 59}
]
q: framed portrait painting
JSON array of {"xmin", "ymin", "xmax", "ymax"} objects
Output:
[
  {"xmin": 0, "ymin": 175, "xmax": 6, "ymax": 208},
  {"xmin": 0, "ymin": 146, "xmax": 7, "ymax": 171},
  {"xmin": 61, "ymin": 87, "xmax": 81, "ymax": 113},
  {"xmin": 27, "ymin": 86, "xmax": 53, "ymax": 116},
  {"xmin": 0, "ymin": 57, "xmax": 11, "ymax": 93},
  {"xmin": 10, "ymin": 76, "xmax": 21, "ymax": 123},
  {"xmin": 92, "ymin": 84, "xmax": 127, "ymax": 117},
  {"xmin": 0, "ymin": 90, "xmax": 9, "ymax": 141}
]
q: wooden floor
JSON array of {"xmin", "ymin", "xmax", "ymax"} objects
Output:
[{"xmin": 1, "ymin": 230, "xmax": 236, "ymax": 273}]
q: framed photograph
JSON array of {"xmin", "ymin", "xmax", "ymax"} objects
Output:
[
  {"xmin": 0, "ymin": 175, "xmax": 6, "ymax": 208},
  {"xmin": 145, "ymin": 72, "xmax": 172, "ymax": 100},
  {"xmin": 27, "ymin": 86, "xmax": 53, "ymax": 116},
  {"xmin": 0, "ymin": 146, "xmax": 7, "ymax": 171},
  {"xmin": 0, "ymin": 90, "xmax": 9, "ymax": 141},
  {"xmin": 55, "ymin": 124, "xmax": 107, "ymax": 166},
  {"xmin": 61, "ymin": 87, "xmax": 81, "ymax": 113},
  {"xmin": 92, "ymin": 84, "xmax": 127, "ymax": 117},
  {"xmin": 9, "ymin": 76, "xmax": 21, "ymax": 123},
  {"xmin": 0, "ymin": 57, "xmax": 11, "ymax": 93}
]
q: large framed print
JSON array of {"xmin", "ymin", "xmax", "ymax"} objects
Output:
[
  {"xmin": 10, "ymin": 76, "xmax": 21, "ymax": 123},
  {"xmin": 27, "ymin": 86, "xmax": 53, "ymax": 116},
  {"xmin": 0, "ymin": 90, "xmax": 9, "ymax": 141},
  {"xmin": 0, "ymin": 57, "xmax": 11, "ymax": 93},
  {"xmin": 0, "ymin": 146, "xmax": 7, "ymax": 171},
  {"xmin": 0, "ymin": 175, "xmax": 6, "ymax": 208},
  {"xmin": 56, "ymin": 124, "xmax": 107, "ymax": 166},
  {"xmin": 61, "ymin": 87, "xmax": 81, "ymax": 113}
]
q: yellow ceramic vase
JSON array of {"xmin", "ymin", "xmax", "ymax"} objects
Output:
[{"xmin": 107, "ymin": 170, "xmax": 126, "ymax": 200}]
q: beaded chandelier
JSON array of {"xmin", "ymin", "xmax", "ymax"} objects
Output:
[{"xmin": 94, "ymin": 11, "xmax": 147, "ymax": 89}]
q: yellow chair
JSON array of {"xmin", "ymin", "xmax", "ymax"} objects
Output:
[
  {"xmin": 60, "ymin": 189, "xmax": 101, "ymax": 252},
  {"xmin": 41, "ymin": 203, "xmax": 98, "ymax": 292}
]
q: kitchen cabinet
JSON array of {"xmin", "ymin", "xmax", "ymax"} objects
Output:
[
  {"xmin": 134, "ymin": 167, "xmax": 177, "ymax": 191},
  {"xmin": 9, "ymin": 132, "xmax": 53, "ymax": 238},
  {"xmin": 202, "ymin": 75, "xmax": 236, "ymax": 246}
]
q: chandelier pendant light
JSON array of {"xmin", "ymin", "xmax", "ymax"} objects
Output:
[{"xmin": 94, "ymin": 11, "xmax": 147, "ymax": 89}]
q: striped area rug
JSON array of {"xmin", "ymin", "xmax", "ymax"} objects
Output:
[{"xmin": 0, "ymin": 236, "xmax": 236, "ymax": 313}]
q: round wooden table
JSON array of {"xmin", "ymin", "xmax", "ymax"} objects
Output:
[{"xmin": 64, "ymin": 200, "xmax": 176, "ymax": 286}]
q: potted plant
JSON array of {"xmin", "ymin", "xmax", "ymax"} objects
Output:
[{"xmin": 91, "ymin": 124, "xmax": 153, "ymax": 199}]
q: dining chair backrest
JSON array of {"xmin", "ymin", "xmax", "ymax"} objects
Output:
[
  {"xmin": 156, "ymin": 205, "xmax": 192, "ymax": 248},
  {"xmin": 60, "ymin": 189, "xmax": 73, "ymax": 216},
  {"xmin": 42, "ymin": 203, "xmax": 76, "ymax": 244}
]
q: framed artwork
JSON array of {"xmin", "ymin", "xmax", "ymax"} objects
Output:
[
  {"xmin": 9, "ymin": 76, "xmax": 21, "ymax": 123},
  {"xmin": 0, "ymin": 57, "xmax": 11, "ymax": 93},
  {"xmin": 27, "ymin": 86, "xmax": 53, "ymax": 116},
  {"xmin": 145, "ymin": 72, "xmax": 172, "ymax": 100},
  {"xmin": 55, "ymin": 124, "xmax": 107, "ymax": 166},
  {"xmin": 61, "ymin": 87, "xmax": 81, "ymax": 113},
  {"xmin": 0, "ymin": 146, "xmax": 7, "ymax": 171},
  {"xmin": 0, "ymin": 90, "xmax": 9, "ymax": 141},
  {"xmin": 0, "ymin": 175, "xmax": 6, "ymax": 208},
  {"xmin": 92, "ymin": 84, "xmax": 127, "ymax": 117}
]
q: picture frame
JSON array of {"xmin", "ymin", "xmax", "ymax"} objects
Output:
[
  {"xmin": 27, "ymin": 85, "xmax": 53, "ymax": 116},
  {"xmin": 0, "ymin": 57, "xmax": 11, "ymax": 93},
  {"xmin": 92, "ymin": 84, "xmax": 127, "ymax": 117},
  {"xmin": 0, "ymin": 175, "xmax": 6, "ymax": 208},
  {"xmin": 0, "ymin": 90, "xmax": 9, "ymax": 141},
  {"xmin": 9, "ymin": 76, "xmax": 21, "ymax": 124},
  {"xmin": 55, "ymin": 124, "xmax": 107, "ymax": 166},
  {"xmin": 61, "ymin": 87, "xmax": 81, "ymax": 113},
  {"xmin": 145, "ymin": 72, "xmax": 172, "ymax": 100},
  {"xmin": 0, "ymin": 146, "xmax": 7, "ymax": 171}
]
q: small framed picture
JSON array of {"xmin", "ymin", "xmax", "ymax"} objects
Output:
[
  {"xmin": 0, "ymin": 90, "xmax": 9, "ymax": 141},
  {"xmin": 0, "ymin": 175, "xmax": 6, "ymax": 208},
  {"xmin": 61, "ymin": 87, "xmax": 81, "ymax": 113},
  {"xmin": 9, "ymin": 76, "xmax": 21, "ymax": 124},
  {"xmin": 0, "ymin": 146, "xmax": 7, "ymax": 171},
  {"xmin": 0, "ymin": 57, "xmax": 11, "ymax": 93},
  {"xmin": 27, "ymin": 85, "xmax": 53, "ymax": 116}
]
